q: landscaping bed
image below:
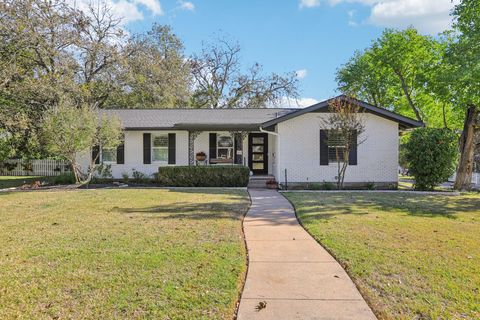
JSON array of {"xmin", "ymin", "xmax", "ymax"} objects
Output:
[
  {"xmin": 285, "ymin": 192, "xmax": 480, "ymax": 319},
  {"xmin": 0, "ymin": 189, "xmax": 249, "ymax": 319},
  {"xmin": 0, "ymin": 176, "xmax": 46, "ymax": 189}
]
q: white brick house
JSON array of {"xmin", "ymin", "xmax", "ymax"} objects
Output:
[{"xmin": 77, "ymin": 95, "xmax": 422, "ymax": 187}]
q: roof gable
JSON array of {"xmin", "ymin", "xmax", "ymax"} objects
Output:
[{"xmin": 260, "ymin": 95, "xmax": 424, "ymax": 129}]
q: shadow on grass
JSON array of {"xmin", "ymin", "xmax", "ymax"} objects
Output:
[
  {"xmin": 0, "ymin": 176, "xmax": 45, "ymax": 189},
  {"xmin": 291, "ymin": 192, "xmax": 480, "ymax": 220},
  {"xmin": 115, "ymin": 201, "xmax": 246, "ymax": 221}
]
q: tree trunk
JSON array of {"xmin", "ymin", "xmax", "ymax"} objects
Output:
[
  {"xmin": 442, "ymin": 103, "xmax": 448, "ymax": 129},
  {"xmin": 71, "ymin": 160, "xmax": 81, "ymax": 184},
  {"xmin": 454, "ymin": 105, "xmax": 478, "ymax": 190},
  {"xmin": 395, "ymin": 70, "xmax": 422, "ymax": 122}
]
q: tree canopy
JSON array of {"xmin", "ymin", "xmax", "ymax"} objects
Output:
[{"xmin": 0, "ymin": 0, "xmax": 298, "ymax": 159}]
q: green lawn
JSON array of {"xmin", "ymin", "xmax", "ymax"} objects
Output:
[
  {"xmin": 285, "ymin": 192, "xmax": 480, "ymax": 320},
  {"xmin": 0, "ymin": 175, "xmax": 44, "ymax": 188},
  {"xmin": 0, "ymin": 189, "xmax": 249, "ymax": 319}
]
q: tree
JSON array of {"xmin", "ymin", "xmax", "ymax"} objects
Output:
[
  {"xmin": 320, "ymin": 97, "xmax": 366, "ymax": 189},
  {"xmin": 190, "ymin": 37, "xmax": 298, "ymax": 108},
  {"xmin": 448, "ymin": 0, "xmax": 480, "ymax": 190},
  {"xmin": 0, "ymin": 129, "xmax": 14, "ymax": 161},
  {"xmin": 336, "ymin": 28, "xmax": 452, "ymax": 128},
  {"xmin": 0, "ymin": 0, "xmax": 127, "ymax": 158},
  {"xmin": 107, "ymin": 24, "xmax": 191, "ymax": 108},
  {"xmin": 336, "ymin": 49, "xmax": 394, "ymax": 108},
  {"xmin": 42, "ymin": 100, "xmax": 122, "ymax": 185},
  {"xmin": 404, "ymin": 128, "xmax": 458, "ymax": 190}
]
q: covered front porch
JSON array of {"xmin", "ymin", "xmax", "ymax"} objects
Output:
[{"xmin": 187, "ymin": 129, "xmax": 276, "ymax": 176}]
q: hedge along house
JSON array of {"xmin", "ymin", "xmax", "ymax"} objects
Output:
[{"xmin": 77, "ymin": 95, "xmax": 422, "ymax": 187}]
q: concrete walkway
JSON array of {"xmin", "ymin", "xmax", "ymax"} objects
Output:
[{"xmin": 237, "ymin": 189, "xmax": 377, "ymax": 320}]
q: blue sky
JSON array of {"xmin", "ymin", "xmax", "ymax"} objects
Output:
[{"xmin": 79, "ymin": 0, "xmax": 457, "ymax": 107}]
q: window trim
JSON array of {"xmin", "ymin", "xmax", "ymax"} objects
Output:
[{"xmin": 151, "ymin": 133, "xmax": 169, "ymax": 164}]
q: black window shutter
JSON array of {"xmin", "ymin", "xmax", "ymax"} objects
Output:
[
  {"xmin": 168, "ymin": 133, "xmax": 176, "ymax": 164},
  {"xmin": 116, "ymin": 143, "xmax": 125, "ymax": 164},
  {"xmin": 320, "ymin": 130, "xmax": 329, "ymax": 165},
  {"xmin": 349, "ymin": 130, "xmax": 358, "ymax": 165},
  {"xmin": 209, "ymin": 133, "xmax": 217, "ymax": 162},
  {"xmin": 234, "ymin": 134, "xmax": 242, "ymax": 164},
  {"xmin": 143, "ymin": 133, "xmax": 151, "ymax": 164},
  {"xmin": 92, "ymin": 145, "xmax": 100, "ymax": 164}
]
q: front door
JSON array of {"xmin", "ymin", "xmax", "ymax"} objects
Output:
[{"xmin": 248, "ymin": 133, "xmax": 268, "ymax": 175}]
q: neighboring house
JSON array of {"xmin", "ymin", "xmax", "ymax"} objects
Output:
[{"xmin": 77, "ymin": 95, "xmax": 423, "ymax": 187}]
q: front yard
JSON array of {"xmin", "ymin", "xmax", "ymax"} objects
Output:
[
  {"xmin": 0, "ymin": 175, "xmax": 44, "ymax": 188},
  {"xmin": 285, "ymin": 192, "xmax": 480, "ymax": 320},
  {"xmin": 0, "ymin": 189, "xmax": 249, "ymax": 319}
]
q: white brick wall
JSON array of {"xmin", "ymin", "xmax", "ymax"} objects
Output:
[
  {"xmin": 77, "ymin": 130, "xmax": 189, "ymax": 179},
  {"xmin": 75, "ymin": 113, "xmax": 398, "ymax": 182},
  {"xmin": 276, "ymin": 113, "xmax": 399, "ymax": 184}
]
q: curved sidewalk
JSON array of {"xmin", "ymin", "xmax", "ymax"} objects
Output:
[{"xmin": 237, "ymin": 189, "xmax": 376, "ymax": 320}]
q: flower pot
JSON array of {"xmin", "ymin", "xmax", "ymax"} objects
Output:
[
  {"xmin": 196, "ymin": 155, "xmax": 206, "ymax": 161},
  {"xmin": 266, "ymin": 183, "xmax": 278, "ymax": 189}
]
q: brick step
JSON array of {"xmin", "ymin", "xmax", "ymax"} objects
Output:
[{"xmin": 248, "ymin": 175, "xmax": 275, "ymax": 189}]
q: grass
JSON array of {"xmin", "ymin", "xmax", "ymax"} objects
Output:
[
  {"xmin": 0, "ymin": 188, "xmax": 249, "ymax": 319},
  {"xmin": 0, "ymin": 175, "xmax": 44, "ymax": 188},
  {"xmin": 285, "ymin": 192, "xmax": 480, "ymax": 320}
]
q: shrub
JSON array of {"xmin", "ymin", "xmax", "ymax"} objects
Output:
[
  {"xmin": 96, "ymin": 164, "xmax": 113, "ymax": 179},
  {"xmin": 49, "ymin": 173, "xmax": 76, "ymax": 185},
  {"xmin": 157, "ymin": 166, "xmax": 250, "ymax": 187},
  {"xmin": 121, "ymin": 171, "xmax": 130, "ymax": 183},
  {"xmin": 404, "ymin": 128, "xmax": 458, "ymax": 190},
  {"xmin": 322, "ymin": 180, "xmax": 334, "ymax": 190},
  {"xmin": 131, "ymin": 169, "xmax": 151, "ymax": 183}
]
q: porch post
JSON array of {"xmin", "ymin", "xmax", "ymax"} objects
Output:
[
  {"xmin": 188, "ymin": 130, "xmax": 201, "ymax": 165},
  {"xmin": 230, "ymin": 131, "xmax": 249, "ymax": 165}
]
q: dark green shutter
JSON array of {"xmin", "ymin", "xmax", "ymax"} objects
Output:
[
  {"xmin": 168, "ymin": 133, "xmax": 176, "ymax": 164},
  {"xmin": 116, "ymin": 143, "xmax": 125, "ymax": 164},
  {"xmin": 349, "ymin": 130, "xmax": 357, "ymax": 165},
  {"xmin": 143, "ymin": 133, "xmax": 151, "ymax": 164},
  {"xmin": 320, "ymin": 130, "xmax": 328, "ymax": 165},
  {"xmin": 209, "ymin": 133, "xmax": 217, "ymax": 163},
  {"xmin": 92, "ymin": 145, "xmax": 100, "ymax": 164}
]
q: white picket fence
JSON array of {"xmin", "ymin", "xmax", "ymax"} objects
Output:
[{"xmin": 0, "ymin": 159, "xmax": 71, "ymax": 176}]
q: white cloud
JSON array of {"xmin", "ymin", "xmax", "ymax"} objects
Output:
[
  {"xmin": 300, "ymin": 0, "xmax": 458, "ymax": 34},
  {"xmin": 347, "ymin": 9, "xmax": 357, "ymax": 26},
  {"xmin": 274, "ymin": 97, "xmax": 319, "ymax": 109},
  {"xmin": 368, "ymin": 0, "xmax": 458, "ymax": 34},
  {"xmin": 299, "ymin": 0, "xmax": 320, "ymax": 8},
  {"xmin": 178, "ymin": 1, "xmax": 195, "ymax": 11},
  {"xmin": 134, "ymin": 0, "xmax": 163, "ymax": 15},
  {"xmin": 295, "ymin": 69, "xmax": 308, "ymax": 79},
  {"xmin": 73, "ymin": 0, "xmax": 163, "ymax": 24}
]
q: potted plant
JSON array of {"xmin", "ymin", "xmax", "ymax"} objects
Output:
[
  {"xmin": 266, "ymin": 178, "xmax": 278, "ymax": 189},
  {"xmin": 196, "ymin": 151, "xmax": 206, "ymax": 161}
]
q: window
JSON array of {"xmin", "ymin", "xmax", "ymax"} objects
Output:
[
  {"xmin": 217, "ymin": 135, "xmax": 233, "ymax": 159},
  {"xmin": 101, "ymin": 148, "xmax": 117, "ymax": 163},
  {"xmin": 327, "ymin": 131, "xmax": 347, "ymax": 162},
  {"xmin": 152, "ymin": 134, "xmax": 169, "ymax": 162}
]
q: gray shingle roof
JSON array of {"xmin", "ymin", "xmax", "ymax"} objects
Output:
[
  {"xmin": 100, "ymin": 96, "xmax": 423, "ymax": 131},
  {"xmin": 100, "ymin": 108, "xmax": 297, "ymax": 130}
]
